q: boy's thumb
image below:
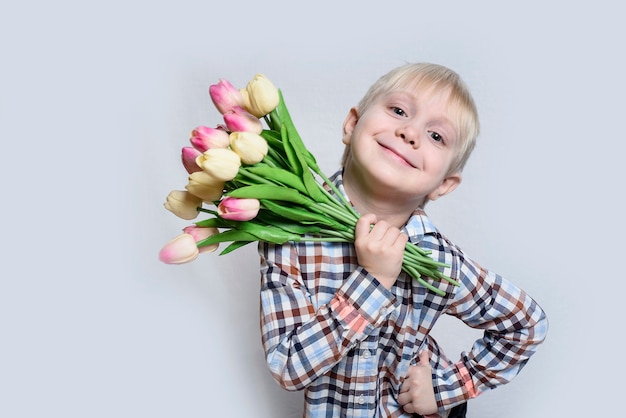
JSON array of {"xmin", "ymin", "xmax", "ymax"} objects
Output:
[{"xmin": 419, "ymin": 350, "xmax": 431, "ymax": 367}]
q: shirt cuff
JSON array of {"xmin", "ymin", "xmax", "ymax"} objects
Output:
[{"xmin": 331, "ymin": 268, "xmax": 397, "ymax": 334}]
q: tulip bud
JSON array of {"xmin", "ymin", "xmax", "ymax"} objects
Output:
[
  {"xmin": 190, "ymin": 126, "xmax": 230, "ymax": 152},
  {"xmin": 164, "ymin": 190, "xmax": 203, "ymax": 220},
  {"xmin": 182, "ymin": 225, "xmax": 220, "ymax": 253},
  {"xmin": 185, "ymin": 171, "xmax": 225, "ymax": 202},
  {"xmin": 240, "ymin": 74, "xmax": 279, "ymax": 118},
  {"xmin": 196, "ymin": 148, "xmax": 241, "ymax": 182},
  {"xmin": 158, "ymin": 233, "xmax": 199, "ymax": 264},
  {"xmin": 209, "ymin": 79, "xmax": 245, "ymax": 115},
  {"xmin": 229, "ymin": 131, "xmax": 269, "ymax": 165},
  {"xmin": 223, "ymin": 106, "xmax": 263, "ymax": 134},
  {"xmin": 217, "ymin": 197, "xmax": 260, "ymax": 221},
  {"xmin": 181, "ymin": 147, "xmax": 202, "ymax": 174}
]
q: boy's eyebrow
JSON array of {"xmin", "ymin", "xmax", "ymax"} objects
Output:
[{"xmin": 384, "ymin": 90, "xmax": 415, "ymax": 101}]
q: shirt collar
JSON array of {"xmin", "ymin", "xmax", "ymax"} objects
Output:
[
  {"xmin": 404, "ymin": 208, "xmax": 438, "ymax": 243},
  {"xmin": 330, "ymin": 170, "xmax": 439, "ymax": 242}
]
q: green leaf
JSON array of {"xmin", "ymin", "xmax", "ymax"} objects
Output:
[
  {"xmin": 273, "ymin": 93, "xmax": 328, "ymax": 204},
  {"xmin": 260, "ymin": 130, "xmax": 289, "ymax": 168},
  {"xmin": 195, "ymin": 217, "xmax": 231, "ymax": 228},
  {"xmin": 261, "ymin": 199, "xmax": 341, "ymax": 229},
  {"xmin": 280, "ymin": 123, "xmax": 303, "ymax": 176},
  {"xmin": 260, "ymin": 128, "xmax": 282, "ymax": 144},
  {"xmin": 237, "ymin": 221, "xmax": 301, "ymax": 244},
  {"xmin": 255, "ymin": 211, "xmax": 322, "ymax": 235},
  {"xmin": 242, "ymin": 166, "xmax": 308, "ymax": 194},
  {"xmin": 276, "ymin": 90, "xmax": 320, "ymax": 173},
  {"xmin": 220, "ymin": 241, "xmax": 254, "ymax": 255},
  {"xmin": 198, "ymin": 229, "xmax": 258, "ymax": 246},
  {"xmin": 226, "ymin": 184, "xmax": 315, "ymax": 206}
]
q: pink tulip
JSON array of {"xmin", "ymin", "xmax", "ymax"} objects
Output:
[
  {"xmin": 223, "ymin": 106, "xmax": 263, "ymax": 134},
  {"xmin": 190, "ymin": 126, "xmax": 230, "ymax": 152},
  {"xmin": 158, "ymin": 233, "xmax": 199, "ymax": 264},
  {"xmin": 181, "ymin": 147, "xmax": 202, "ymax": 174},
  {"xmin": 182, "ymin": 225, "xmax": 219, "ymax": 253},
  {"xmin": 217, "ymin": 197, "xmax": 260, "ymax": 221},
  {"xmin": 209, "ymin": 79, "xmax": 245, "ymax": 115}
]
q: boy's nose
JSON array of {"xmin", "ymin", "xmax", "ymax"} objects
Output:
[{"xmin": 396, "ymin": 125, "xmax": 419, "ymax": 148}]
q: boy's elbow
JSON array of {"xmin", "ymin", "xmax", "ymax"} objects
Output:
[
  {"xmin": 274, "ymin": 375, "xmax": 305, "ymax": 392},
  {"xmin": 529, "ymin": 306, "xmax": 549, "ymax": 346},
  {"xmin": 266, "ymin": 352, "xmax": 309, "ymax": 392},
  {"xmin": 269, "ymin": 369, "xmax": 309, "ymax": 392},
  {"xmin": 536, "ymin": 310, "xmax": 549, "ymax": 344}
]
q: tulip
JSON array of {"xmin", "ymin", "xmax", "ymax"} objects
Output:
[
  {"xmin": 185, "ymin": 171, "xmax": 225, "ymax": 202},
  {"xmin": 229, "ymin": 131, "xmax": 269, "ymax": 165},
  {"xmin": 240, "ymin": 74, "xmax": 280, "ymax": 118},
  {"xmin": 223, "ymin": 106, "xmax": 263, "ymax": 134},
  {"xmin": 158, "ymin": 233, "xmax": 199, "ymax": 264},
  {"xmin": 217, "ymin": 197, "xmax": 260, "ymax": 221},
  {"xmin": 190, "ymin": 126, "xmax": 230, "ymax": 152},
  {"xmin": 209, "ymin": 79, "xmax": 245, "ymax": 115},
  {"xmin": 181, "ymin": 147, "xmax": 202, "ymax": 174},
  {"xmin": 182, "ymin": 225, "xmax": 220, "ymax": 253},
  {"xmin": 196, "ymin": 148, "xmax": 241, "ymax": 182},
  {"xmin": 164, "ymin": 190, "xmax": 203, "ymax": 220}
]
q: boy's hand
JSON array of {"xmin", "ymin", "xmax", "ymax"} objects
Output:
[
  {"xmin": 354, "ymin": 213, "xmax": 408, "ymax": 289},
  {"xmin": 398, "ymin": 351, "xmax": 438, "ymax": 416}
]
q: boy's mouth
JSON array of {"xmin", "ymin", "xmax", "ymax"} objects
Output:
[{"xmin": 379, "ymin": 143, "xmax": 416, "ymax": 168}]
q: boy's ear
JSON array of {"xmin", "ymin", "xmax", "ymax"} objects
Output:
[
  {"xmin": 427, "ymin": 173, "xmax": 462, "ymax": 202},
  {"xmin": 342, "ymin": 107, "xmax": 359, "ymax": 145}
]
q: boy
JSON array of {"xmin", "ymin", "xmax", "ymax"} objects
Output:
[{"xmin": 258, "ymin": 63, "xmax": 548, "ymax": 417}]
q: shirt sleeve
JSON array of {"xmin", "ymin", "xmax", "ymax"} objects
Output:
[
  {"xmin": 431, "ymin": 256, "xmax": 548, "ymax": 409},
  {"xmin": 258, "ymin": 240, "xmax": 396, "ymax": 391}
]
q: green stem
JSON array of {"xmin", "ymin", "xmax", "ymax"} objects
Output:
[
  {"xmin": 403, "ymin": 240, "xmax": 432, "ymax": 257},
  {"xmin": 198, "ymin": 207, "xmax": 218, "ymax": 216},
  {"xmin": 402, "ymin": 264, "xmax": 446, "ymax": 296},
  {"xmin": 314, "ymin": 169, "xmax": 360, "ymax": 219},
  {"xmin": 299, "ymin": 237, "xmax": 351, "ymax": 243},
  {"xmin": 403, "ymin": 250, "xmax": 447, "ymax": 269},
  {"xmin": 313, "ymin": 202, "xmax": 358, "ymax": 228},
  {"xmin": 237, "ymin": 168, "xmax": 275, "ymax": 186},
  {"xmin": 265, "ymin": 147, "xmax": 287, "ymax": 169},
  {"xmin": 318, "ymin": 228, "xmax": 354, "ymax": 241}
]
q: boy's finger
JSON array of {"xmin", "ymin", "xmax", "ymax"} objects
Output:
[
  {"xmin": 355, "ymin": 214, "xmax": 377, "ymax": 238},
  {"xmin": 419, "ymin": 350, "xmax": 431, "ymax": 368},
  {"xmin": 394, "ymin": 231, "xmax": 409, "ymax": 247}
]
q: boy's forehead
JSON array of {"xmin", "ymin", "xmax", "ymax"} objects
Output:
[{"xmin": 388, "ymin": 81, "xmax": 452, "ymax": 101}]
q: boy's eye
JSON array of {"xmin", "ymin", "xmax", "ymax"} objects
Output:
[
  {"xmin": 391, "ymin": 107, "xmax": 407, "ymax": 117},
  {"xmin": 429, "ymin": 131, "xmax": 443, "ymax": 142}
]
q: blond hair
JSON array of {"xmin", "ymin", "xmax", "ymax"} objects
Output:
[{"xmin": 341, "ymin": 63, "xmax": 479, "ymax": 175}]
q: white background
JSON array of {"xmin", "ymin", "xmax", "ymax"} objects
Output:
[{"xmin": 2, "ymin": 1, "xmax": 624, "ymax": 417}]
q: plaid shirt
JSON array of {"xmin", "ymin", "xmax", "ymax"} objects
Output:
[{"xmin": 259, "ymin": 171, "xmax": 548, "ymax": 417}]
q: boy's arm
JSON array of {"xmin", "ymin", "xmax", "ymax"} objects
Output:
[
  {"xmin": 258, "ymin": 240, "xmax": 396, "ymax": 391},
  {"xmin": 432, "ymin": 265, "xmax": 548, "ymax": 409}
]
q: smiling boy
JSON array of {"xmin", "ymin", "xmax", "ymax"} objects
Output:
[{"xmin": 259, "ymin": 63, "xmax": 547, "ymax": 417}]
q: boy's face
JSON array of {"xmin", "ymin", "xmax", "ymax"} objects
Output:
[{"xmin": 342, "ymin": 87, "xmax": 461, "ymax": 206}]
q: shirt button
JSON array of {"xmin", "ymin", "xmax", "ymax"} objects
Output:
[
  {"xmin": 357, "ymin": 395, "xmax": 365, "ymax": 404},
  {"xmin": 379, "ymin": 307, "xmax": 387, "ymax": 316},
  {"xmin": 362, "ymin": 350, "xmax": 371, "ymax": 359}
]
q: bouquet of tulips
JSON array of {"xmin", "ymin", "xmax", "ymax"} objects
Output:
[{"xmin": 158, "ymin": 74, "xmax": 458, "ymax": 295}]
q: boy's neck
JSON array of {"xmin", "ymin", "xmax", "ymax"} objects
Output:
[{"xmin": 342, "ymin": 172, "xmax": 423, "ymax": 229}]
